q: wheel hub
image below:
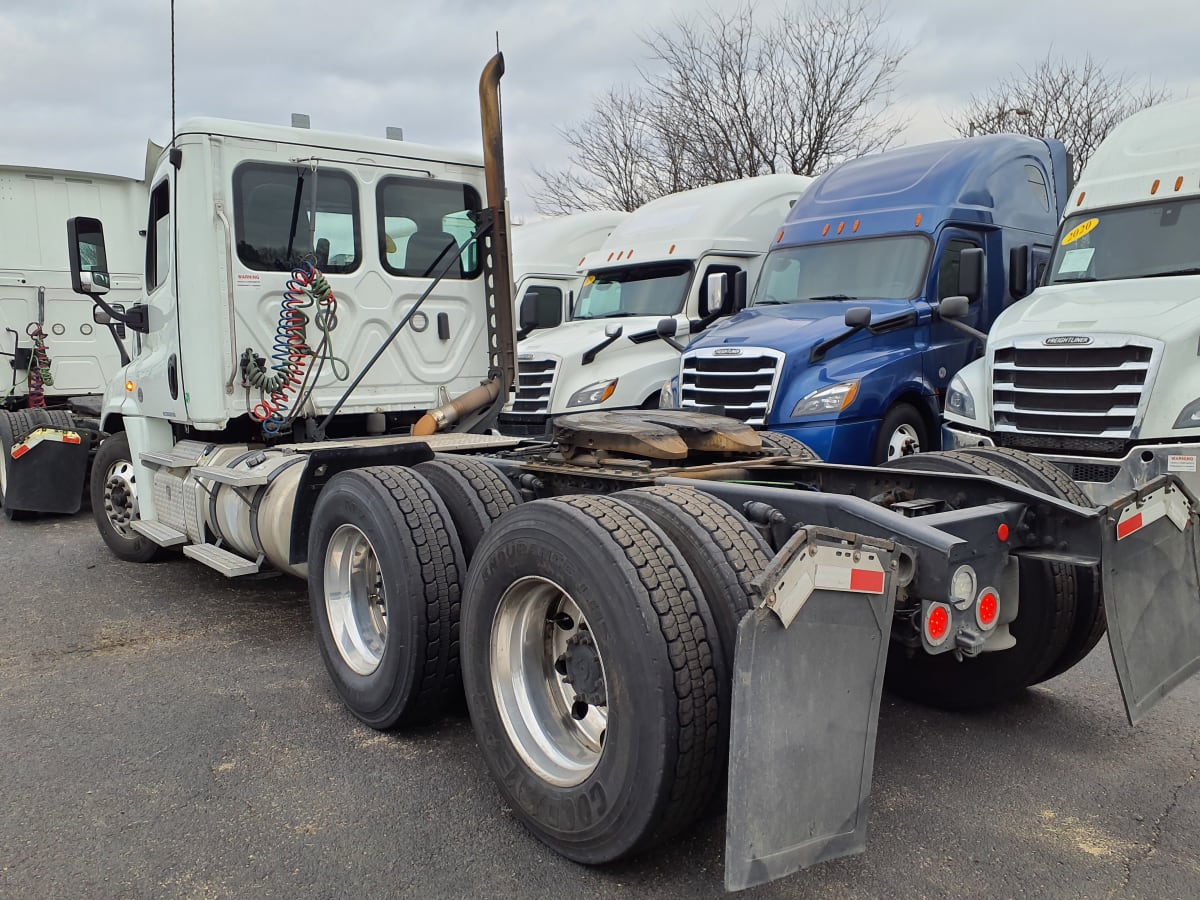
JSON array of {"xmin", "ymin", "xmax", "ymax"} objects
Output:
[
  {"xmin": 561, "ymin": 631, "xmax": 606, "ymax": 707},
  {"xmin": 103, "ymin": 461, "xmax": 139, "ymax": 534}
]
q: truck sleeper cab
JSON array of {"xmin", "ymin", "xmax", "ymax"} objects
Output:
[
  {"xmin": 670, "ymin": 135, "xmax": 1069, "ymax": 466},
  {"xmin": 944, "ymin": 97, "xmax": 1200, "ymax": 503},
  {"xmin": 500, "ymin": 174, "xmax": 812, "ymax": 438}
]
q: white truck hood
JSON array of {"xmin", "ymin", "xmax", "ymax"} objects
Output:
[
  {"xmin": 991, "ymin": 277, "xmax": 1200, "ymax": 341},
  {"xmin": 518, "ymin": 316, "xmax": 669, "ymax": 361}
]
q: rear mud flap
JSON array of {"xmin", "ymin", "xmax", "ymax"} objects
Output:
[
  {"xmin": 1103, "ymin": 480, "xmax": 1200, "ymax": 724},
  {"xmin": 725, "ymin": 527, "xmax": 899, "ymax": 892}
]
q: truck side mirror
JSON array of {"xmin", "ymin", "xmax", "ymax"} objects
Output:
[
  {"xmin": 67, "ymin": 216, "xmax": 111, "ymax": 297},
  {"xmin": 958, "ymin": 247, "xmax": 984, "ymax": 301},
  {"xmin": 704, "ymin": 272, "xmax": 728, "ymax": 317},
  {"xmin": 656, "ymin": 317, "xmax": 685, "ymax": 352},
  {"xmin": 604, "ymin": 322, "xmax": 624, "ymax": 339},
  {"xmin": 94, "ymin": 303, "xmax": 128, "ymax": 339},
  {"xmin": 844, "ymin": 306, "xmax": 872, "ymax": 329},
  {"xmin": 518, "ymin": 288, "xmax": 562, "ymax": 336},
  {"xmin": 731, "ymin": 270, "xmax": 748, "ymax": 312},
  {"xmin": 939, "ymin": 295, "xmax": 970, "ymax": 320},
  {"xmin": 1009, "ymin": 245, "xmax": 1030, "ymax": 299}
]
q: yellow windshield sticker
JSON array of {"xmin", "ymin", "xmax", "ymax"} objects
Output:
[
  {"xmin": 584, "ymin": 275, "xmax": 596, "ymax": 285},
  {"xmin": 1061, "ymin": 217, "xmax": 1099, "ymax": 245}
]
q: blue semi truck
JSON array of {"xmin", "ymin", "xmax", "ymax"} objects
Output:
[{"xmin": 664, "ymin": 135, "xmax": 1071, "ymax": 464}]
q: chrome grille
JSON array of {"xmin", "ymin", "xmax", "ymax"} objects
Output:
[
  {"xmin": 991, "ymin": 338, "xmax": 1160, "ymax": 439},
  {"xmin": 511, "ymin": 356, "xmax": 559, "ymax": 415},
  {"xmin": 678, "ymin": 347, "xmax": 784, "ymax": 426}
]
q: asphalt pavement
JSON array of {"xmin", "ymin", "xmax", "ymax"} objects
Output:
[{"xmin": 1, "ymin": 510, "xmax": 1197, "ymax": 898}]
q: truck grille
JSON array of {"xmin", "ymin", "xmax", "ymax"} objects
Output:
[
  {"xmin": 991, "ymin": 338, "xmax": 1159, "ymax": 439},
  {"xmin": 497, "ymin": 413, "xmax": 551, "ymax": 439},
  {"xmin": 511, "ymin": 356, "xmax": 559, "ymax": 415},
  {"xmin": 678, "ymin": 348, "xmax": 784, "ymax": 426}
]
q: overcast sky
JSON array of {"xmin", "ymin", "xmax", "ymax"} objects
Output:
[{"xmin": 4, "ymin": 1, "xmax": 1196, "ymax": 218}]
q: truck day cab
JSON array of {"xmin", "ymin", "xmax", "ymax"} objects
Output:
[
  {"xmin": 62, "ymin": 56, "xmax": 1200, "ymax": 892},
  {"xmin": 668, "ymin": 136, "xmax": 1069, "ymax": 465},
  {"xmin": 512, "ymin": 210, "xmax": 627, "ymax": 335},
  {"xmin": 944, "ymin": 97, "xmax": 1200, "ymax": 503},
  {"xmin": 0, "ymin": 162, "xmax": 146, "ymax": 517},
  {"xmin": 500, "ymin": 174, "xmax": 812, "ymax": 437}
]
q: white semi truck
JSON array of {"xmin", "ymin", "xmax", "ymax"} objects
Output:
[
  {"xmin": 500, "ymin": 175, "xmax": 811, "ymax": 437},
  {"xmin": 512, "ymin": 210, "xmax": 628, "ymax": 336},
  {"xmin": 59, "ymin": 56, "xmax": 1200, "ymax": 892},
  {"xmin": 0, "ymin": 162, "xmax": 146, "ymax": 517},
  {"xmin": 943, "ymin": 97, "xmax": 1200, "ymax": 504}
]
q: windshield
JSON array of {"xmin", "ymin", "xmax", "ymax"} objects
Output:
[
  {"xmin": 1047, "ymin": 198, "xmax": 1200, "ymax": 284},
  {"xmin": 572, "ymin": 262, "xmax": 692, "ymax": 320},
  {"xmin": 752, "ymin": 234, "xmax": 931, "ymax": 305}
]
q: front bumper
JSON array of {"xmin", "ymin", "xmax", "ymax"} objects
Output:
[
  {"xmin": 943, "ymin": 423, "xmax": 1200, "ymax": 505},
  {"xmin": 764, "ymin": 418, "xmax": 880, "ymax": 466}
]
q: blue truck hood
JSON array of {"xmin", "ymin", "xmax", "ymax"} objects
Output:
[{"xmin": 690, "ymin": 298, "xmax": 919, "ymax": 354}]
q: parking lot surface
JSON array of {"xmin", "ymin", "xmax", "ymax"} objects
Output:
[{"xmin": 2, "ymin": 510, "xmax": 1198, "ymax": 898}]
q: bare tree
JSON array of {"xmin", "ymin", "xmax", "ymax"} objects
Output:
[
  {"xmin": 949, "ymin": 52, "xmax": 1169, "ymax": 182},
  {"xmin": 531, "ymin": 1, "xmax": 908, "ymax": 215}
]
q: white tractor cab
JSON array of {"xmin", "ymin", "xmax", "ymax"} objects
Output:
[
  {"xmin": 0, "ymin": 161, "xmax": 148, "ymax": 517},
  {"xmin": 60, "ymin": 113, "xmax": 515, "ymax": 544},
  {"xmin": 944, "ymin": 96, "xmax": 1200, "ymax": 503},
  {"xmin": 512, "ymin": 210, "xmax": 628, "ymax": 337},
  {"xmin": 500, "ymin": 174, "xmax": 812, "ymax": 437}
]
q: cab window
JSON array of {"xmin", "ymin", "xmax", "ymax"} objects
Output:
[
  {"xmin": 936, "ymin": 239, "xmax": 981, "ymax": 301},
  {"xmin": 233, "ymin": 163, "xmax": 360, "ymax": 273},
  {"xmin": 377, "ymin": 177, "xmax": 483, "ymax": 279},
  {"xmin": 145, "ymin": 179, "xmax": 171, "ymax": 292}
]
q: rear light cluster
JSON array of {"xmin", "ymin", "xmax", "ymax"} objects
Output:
[{"xmin": 921, "ymin": 565, "xmax": 1001, "ymax": 651}]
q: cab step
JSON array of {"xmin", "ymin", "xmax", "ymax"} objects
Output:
[
  {"xmin": 191, "ymin": 465, "xmax": 269, "ymax": 487},
  {"xmin": 130, "ymin": 519, "xmax": 188, "ymax": 547},
  {"xmin": 182, "ymin": 543, "xmax": 261, "ymax": 577}
]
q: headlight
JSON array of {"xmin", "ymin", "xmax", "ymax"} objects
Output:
[
  {"xmin": 946, "ymin": 374, "xmax": 975, "ymax": 420},
  {"xmin": 791, "ymin": 381, "xmax": 859, "ymax": 417},
  {"xmin": 566, "ymin": 378, "xmax": 618, "ymax": 408},
  {"xmin": 1174, "ymin": 397, "xmax": 1200, "ymax": 429},
  {"xmin": 658, "ymin": 377, "xmax": 677, "ymax": 409}
]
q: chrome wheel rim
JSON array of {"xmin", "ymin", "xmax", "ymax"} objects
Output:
[
  {"xmin": 886, "ymin": 423, "xmax": 922, "ymax": 460},
  {"xmin": 102, "ymin": 459, "xmax": 140, "ymax": 536},
  {"xmin": 491, "ymin": 576, "xmax": 609, "ymax": 787},
  {"xmin": 0, "ymin": 444, "xmax": 8, "ymax": 497},
  {"xmin": 324, "ymin": 524, "xmax": 387, "ymax": 676}
]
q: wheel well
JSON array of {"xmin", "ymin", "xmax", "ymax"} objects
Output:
[
  {"xmin": 891, "ymin": 391, "xmax": 939, "ymax": 444},
  {"xmin": 101, "ymin": 413, "xmax": 125, "ymax": 435}
]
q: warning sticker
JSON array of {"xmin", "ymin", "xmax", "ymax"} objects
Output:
[
  {"xmin": 1061, "ymin": 217, "xmax": 1099, "ymax": 245},
  {"xmin": 1167, "ymin": 454, "xmax": 1198, "ymax": 473},
  {"xmin": 236, "ymin": 273, "xmax": 261, "ymax": 289}
]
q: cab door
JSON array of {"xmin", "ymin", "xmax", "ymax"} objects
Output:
[{"xmin": 922, "ymin": 229, "xmax": 986, "ymax": 401}]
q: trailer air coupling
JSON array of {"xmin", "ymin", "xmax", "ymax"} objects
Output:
[{"xmin": 412, "ymin": 378, "xmax": 501, "ymax": 435}]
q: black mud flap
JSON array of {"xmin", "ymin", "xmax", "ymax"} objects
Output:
[
  {"xmin": 1102, "ymin": 478, "xmax": 1200, "ymax": 725},
  {"xmin": 725, "ymin": 527, "xmax": 899, "ymax": 892},
  {"xmin": 6, "ymin": 428, "xmax": 91, "ymax": 514}
]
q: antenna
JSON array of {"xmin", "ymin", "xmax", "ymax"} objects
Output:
[{"xmin": 170, "ymin": 0, "xmax": 176, "ymax": 148}]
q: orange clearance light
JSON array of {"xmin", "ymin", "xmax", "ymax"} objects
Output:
[
  {"xmin": 607, "ymin": 252, "xmax": 614, "ymax": 261},
  {"xmin": 914, "ymin": 213, "xmax": 923, "ymax": 227},
  {"xmin": 668, "ymin": 244, "xmax": 676, "ymax": 255},
  {"xmin": 578, "ymin": 257, "xmax": 586, "ymax": 266},
  {"xmin": 976, "ymin": 591, "xmax": 999, "ymax": 630},
  {"xmin": 617, "ymin": 251, "xmax": 624, "ymax": 260},
  {"xmin": 776, "ymin": 229, "xmax": 785, "ymax": 242},
  {"xmin": 997, "ymin": 523, "xmax": 1009, "ymax": 542},
  {"xmin": 1176, "ymin": 176, "xmax": 1185, "ymax": 192},
  {"xmin": 836, "ymin": 221, "xmax": 845, "ymax": 235},
  {"xmin": 852, "ymin": 219, "xmax": 860, "ymax": 233},
  {"xmin": 1151, "ymin": 179, "xmax": 1161, "ymax": 195},
  {"xmin": 125, "ymin": 380, "xmax": 137, "ymax": 392},
  {"xmin": 627, "ymin": 249, "xmax": 634, "ymax": 259},
  {"xmin": 821, "ymin": 224, "xmax": 830, "ymax": 236},
  {"xmin": 1076, "ymin": 191, "xmax": 1086, "ymax": 207}
]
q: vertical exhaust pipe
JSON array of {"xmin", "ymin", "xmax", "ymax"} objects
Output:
[{"xmin": 414, "ymin": 52, "xmax": 516, "ymax": 437}]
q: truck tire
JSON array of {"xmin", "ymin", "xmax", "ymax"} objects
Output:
[
  {"xmin": 953, "ymin": 446, "xmax": 1106, "ymax": 682},
  {"xmin": 758, "ymin": 430, "xmax": 820, "ymax": 460},
  {"xmin": 881, "ymin": 451, "xmax": 1076, "ymax": 709},
  {"xmin": 461, "ymin": 495, "xmax": 722, "ymax": 864},
  {"xmin": 873, "ymin": 403, "xmax": 928, "ymax": 464},
  {"xmin": 414, "ymin": 455, "xmax": 521, "ymax": 563},
  {"xmin": 0, "ymin": 412, "xmax": 32, "ymax": 520},
  {"xmin": 308, "ymin": 465, "xmax": 465, "ymax": 729},
  {"xmin": 90, "ymin": 432, "xmax": 165, "ymax": 562}
]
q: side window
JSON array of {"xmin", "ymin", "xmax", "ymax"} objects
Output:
[
  {"xmin": 377, "ymin": 176, "xmax": 483, "ymax": 279},
  {"xmin": 233, "ymin": 163, "xmax": 360, "ymax": 274},
  {"xmin": 145, "ymin": 179, "xmax": 171, "ymax": 292},
  {"xmin": 519, "ymin": 284, "xmax": 563, "ymax": 329},
  {"xmin": 936, "ymin": 238, "xmax": 981, "ymax": 302},
  {"xmin": 697, "ymin": 263, "xmax": 743, "ymax": 316},
  {"xmin": 1025, "ymin": 165, "xmax": 1050, "ymax": 212}
]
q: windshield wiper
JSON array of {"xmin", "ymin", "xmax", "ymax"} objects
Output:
[
  {"xmin": 574, "ymin": 312, "xmax": 641, "ymax": 320},
  {"xmin": 1051, "ymin": 276, "xmax": 1099, "ymax": 284},
  {"xmin": 1143, "ymin": 267, "xmax": 1200, "ymax": 278},
  {"xmin": 754, "ymin": 299, "xmax": 793, "ymax": 306},
  {"xmin": 800, "ymin": 294, "xmax": 858, "ymax": 301}
]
